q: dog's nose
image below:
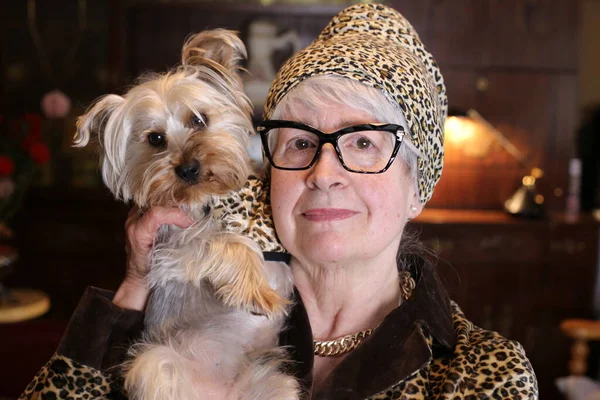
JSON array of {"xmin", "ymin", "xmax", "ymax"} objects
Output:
[{"xmin": 175, "ymin": 160, "xmax": 200, "ymax": 183}]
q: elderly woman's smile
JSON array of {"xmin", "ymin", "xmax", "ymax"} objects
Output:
[{"xmin": 300, "ymin": 208, "xmax": 360, "ymax": 222}]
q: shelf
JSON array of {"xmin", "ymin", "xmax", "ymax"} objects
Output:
[
  {"xmin": 416, "ymin": 208, "xmax": 600, "ymax": 226},
  {"xmin": 124, "ymin": 1, "xmax": 348, "ymax": 16}
]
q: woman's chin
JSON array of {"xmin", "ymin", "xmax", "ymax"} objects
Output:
[{"xmin": 298, "ymin": 233, "xmax": 357, "ymax": 264}]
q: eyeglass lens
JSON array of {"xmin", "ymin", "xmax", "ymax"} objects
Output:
[{"xmin": 266, "ymin": 127, "xmax": 397, "ymax": 172}]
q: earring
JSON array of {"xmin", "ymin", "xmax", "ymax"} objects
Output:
[{"xmin": 410, "ymin": 206, "xmax": 417, "ymax": 212}]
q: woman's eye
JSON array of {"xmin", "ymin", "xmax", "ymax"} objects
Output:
[
  {"xmin": 147, "ymin": 132, "xmax": 166, "ymax": 147},
  {"xmin": 354, "ymin": 136, "xmax": 373, "ymax": 149},
  {"xmin": 292, "ymin": 139, "xmax": 312, "ymax": 150},
  {"xmin": 190, "ymin": 113, "xmax": 208, "ymax": 129}
]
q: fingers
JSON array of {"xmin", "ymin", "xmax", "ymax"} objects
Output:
[
  {"xmin": 124, "ymin": 206, "xmax": 194, "ymax": 279},
  {"xmin": 126, "ymin": 207, "xmax": 194, "ymax": 241},
  {"xmin": 144, "ymin": 207, "xmax": 195, "ymax": 232}
]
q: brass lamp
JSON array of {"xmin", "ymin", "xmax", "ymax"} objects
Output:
[{"xmin": 445, "ymin": 109, "xmax": 546, "ymax": 218}]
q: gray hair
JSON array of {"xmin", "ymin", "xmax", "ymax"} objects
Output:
[
  {"xmin": 269, "ymin": 75, "xmax": 422, "ymax": 195},
  {"xmin": 268, "ymin": 75, "xmax": 438, "ymax": 270}
]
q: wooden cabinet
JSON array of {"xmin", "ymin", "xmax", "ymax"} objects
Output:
[{"xmin": 412, "ymin": 209, "xmax": 600, "ymax": 399}]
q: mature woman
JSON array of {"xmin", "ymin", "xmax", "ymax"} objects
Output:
[{"xmin": 20, "ymin": 4, "xmax": 537, "ymax": 400}]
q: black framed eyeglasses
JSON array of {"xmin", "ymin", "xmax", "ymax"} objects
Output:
[{"xmin": 257, "ymin": 120, "xmax": 405, "ymax": 174}]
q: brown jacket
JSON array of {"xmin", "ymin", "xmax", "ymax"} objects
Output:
[{"xmin": 19, "ymin": 263, "xmax": 538, "ymax": 399}]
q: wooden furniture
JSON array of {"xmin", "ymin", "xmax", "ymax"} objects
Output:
[
  {"xmin": 0, "ymin": 288, "xmax": 50, "ymax": 323},
  {"xmin": 561, "ymin": 319, "xmax": 600, "ymax": 376},
  {"xmin": 411, "ymin": 209, "xmax": 600, "ymax": 399}
]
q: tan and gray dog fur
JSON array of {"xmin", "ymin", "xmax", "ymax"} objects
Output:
[{"xmin": 74, "ymin": 29, "xmax": 299, "ymax": 400}]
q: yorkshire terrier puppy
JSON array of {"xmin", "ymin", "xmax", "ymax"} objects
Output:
[{"xmin": 74, "ymin": 29, "xmax": 299, "ymax": 400}]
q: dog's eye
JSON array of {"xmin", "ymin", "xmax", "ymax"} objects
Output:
[
  {"xmin": 190, "ymin": 113, "xmax": 208, "ymax": 129},
  {"xmin": 147, "ymin": 132, "xmax": 166, "ymax": 147}
]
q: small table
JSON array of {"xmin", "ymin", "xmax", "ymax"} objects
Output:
[
  {"xmin": 0, "ymin": 244, "xmax": 51, "ymax": 323},
  {"xmin": 0, "ymin": 288, "xmax": 51, "ymax": 323}
]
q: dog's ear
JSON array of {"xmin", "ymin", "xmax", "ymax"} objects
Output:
[
  {"xmin": 75, "ymin": 94, "xmax": 131, "ymax": 200},
  {"xmin": 74, "ymin": 94, "xmax": 124, "ymax": 147},
  {"xmin": 181, "ymin": 29, "xmax": 247, "ymax": 75}
]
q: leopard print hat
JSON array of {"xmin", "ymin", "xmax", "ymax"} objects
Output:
[{"xmin": 263, "ymin": 3, "xmax": 447, "ymax": 204}]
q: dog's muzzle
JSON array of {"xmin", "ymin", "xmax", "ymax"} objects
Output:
[{"xmin": 175, "ymin": 160, "xmax": 200, "ymax": 184}]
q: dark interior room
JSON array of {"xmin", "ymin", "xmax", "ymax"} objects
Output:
[{"xmin": 1, "ymin": 1, "xmax": 600, "ymax": 399}]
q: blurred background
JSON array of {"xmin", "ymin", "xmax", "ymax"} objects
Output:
[{"xmin": 0, "ymin": 0, "xmax": 599, "ymax": 398}]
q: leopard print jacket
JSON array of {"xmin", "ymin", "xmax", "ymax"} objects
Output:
[
  {"xmin": 18, "ymin": 177, "xmax": 537, "ymax": 399},
  {"xmin": 19, "ymin": 297, "xmax": 537, "ymax": 400}
]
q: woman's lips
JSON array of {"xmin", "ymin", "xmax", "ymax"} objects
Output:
[{"xmin": 302, "ymin": 208, "xmax": 359, "ymax": 222}]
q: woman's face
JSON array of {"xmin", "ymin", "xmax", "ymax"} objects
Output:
[{"xmin": 270, "ymin": 103, "xmax": 421, "ymax": 267}]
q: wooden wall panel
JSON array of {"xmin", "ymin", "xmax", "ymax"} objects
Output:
[
  {"xmin": 487, "ymin": 0, "xmax": 579, "ymax": 70},
  {"xmin": 429, "ymin": 69, "xmax": 577, "ymax": 209},
  {"xmin": 384, "ymin": 0, "xmax": 431, "ymax": 33},
  {"xmin": 2, "ymin": 0, "xmax": 113, "ymax": 110},
  {"xmin": 119, "ymin": 1, "xmax": 580, "ymax": 210},
  {"xmin": 122, "ymin": 3, "xmax": 342, "ymax": 84},
  {"xmin": 422, "ymin": 0, "xmax": 490, "ymax": 67}
]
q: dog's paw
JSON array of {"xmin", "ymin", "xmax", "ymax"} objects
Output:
[{"xmin": 216, "ymin": 282, "xmax": 290, "ymax": 318}]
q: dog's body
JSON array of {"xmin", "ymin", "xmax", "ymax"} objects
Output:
[{"xmin": 75, "ymin": 30, "xmax": 299, "ymax": 400}]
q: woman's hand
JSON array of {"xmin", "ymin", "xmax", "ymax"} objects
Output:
[{"xmin": 113, "ymin": 206, "xmax": 194, "ymax": 311}]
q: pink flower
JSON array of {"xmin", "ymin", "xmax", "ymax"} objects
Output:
[{"xmin": 41, "ymin": 90, "xmax": 71, "ymax": 119}]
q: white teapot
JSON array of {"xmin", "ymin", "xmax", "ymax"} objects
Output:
[{"xmin": 244, "ymin": 20, "xmax": 301, "ymax": 108}]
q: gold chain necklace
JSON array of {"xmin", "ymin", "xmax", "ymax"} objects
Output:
[
  {"xmin": 313, "ymin": 328, "xmax": 375, "ymax": 357},
  {"xmin": 313, "ymin": 270, "xmax": 415, "ymax": 357}
]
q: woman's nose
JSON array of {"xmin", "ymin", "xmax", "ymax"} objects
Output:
[{"xmin": 306, "ymin": 144, "xmax": 348, "ymax": 190}]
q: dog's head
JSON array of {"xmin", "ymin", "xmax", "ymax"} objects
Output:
[{"xmin": 75, "ymin": 29, "xmax": 253, "ymax": 211}]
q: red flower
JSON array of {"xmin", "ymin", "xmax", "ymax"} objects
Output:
[
  {"xmin": 22, "ymin": 134, "xmax": 36, "ymax": 151},
  {"xmin": 23, "ymin": 113, "xmax": 42, "ymax": 138},
  {"xmin": 0, "ymin": 156, "xmax": 15, "ymax": 176},
  {"xmin": 28, "ymin": 142, "xmax": 50, "ymax": 165}
]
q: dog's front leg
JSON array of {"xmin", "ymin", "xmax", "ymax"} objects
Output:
[
  {"xmin": 198, "ymin": 233, "xmax": 290, "ymax": 317},
  {"xmin": 151, "ymin": 232, "xmax": 289, "ymax": 317}
]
